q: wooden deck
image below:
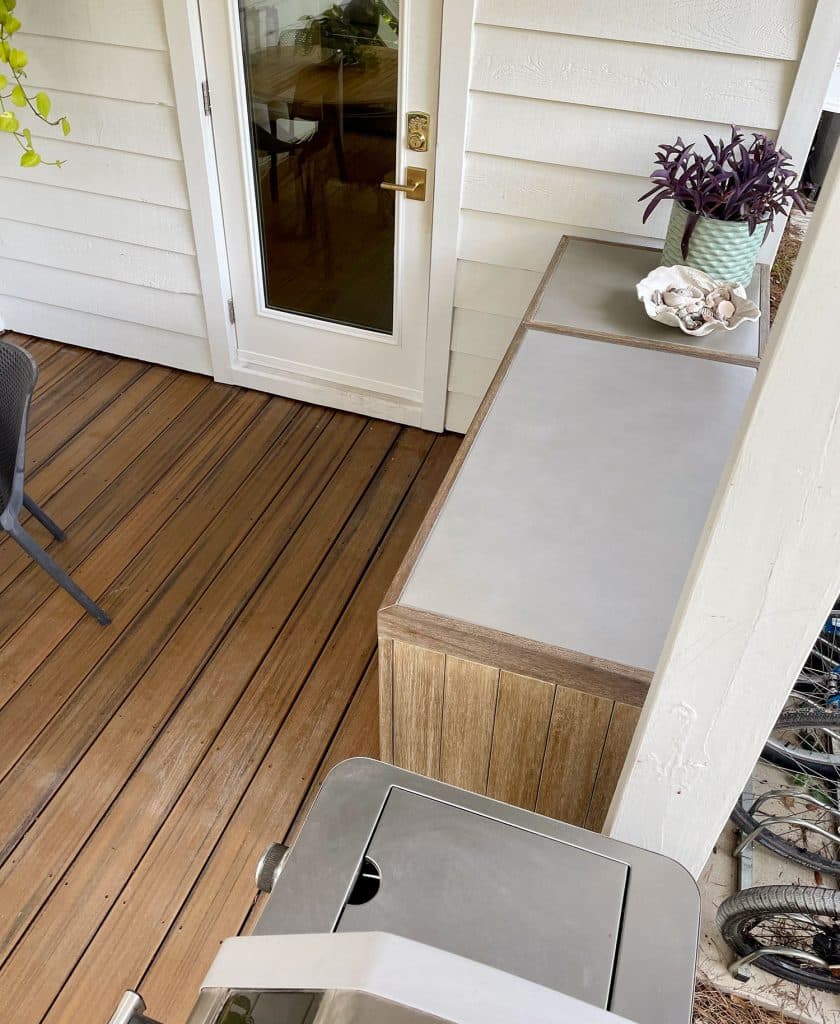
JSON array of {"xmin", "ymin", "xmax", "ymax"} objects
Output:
[{"xmin": 0, "ymin": 335, "xmax": 459, "ymax": 1024}]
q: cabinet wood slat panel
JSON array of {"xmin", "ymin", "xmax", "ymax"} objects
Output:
[
  {"xmin": 585, "ymin": 703, "xmax": 642, "ymax": 831},
  {"xmin": 486, "ymin": 672, "xmax": 555, "ymax": 809},
  {"xmin": 378, "ymin": 639, "xmax": 394, "ymax": 763},
  {"xmin": 392, "ymin": 642, "xmax": 446, "ymax": 777},
  {"xmin": 535, "ymin": 687, "xmax": 614, "ymax": 825},
  {"xmin": 439, "ymin": 657, "xmax": 500, "ymax": 793}
]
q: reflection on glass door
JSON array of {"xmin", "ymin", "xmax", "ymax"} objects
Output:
[{"xmin": 239, "ymin": 1, "xmax": 400, "ymax": 334}]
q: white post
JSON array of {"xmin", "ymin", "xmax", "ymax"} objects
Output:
[{"xmin": 606, "ymin": 143, "xmax": 840, "ymax": 879}]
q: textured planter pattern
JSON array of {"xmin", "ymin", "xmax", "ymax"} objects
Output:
[{"xmin": 661, "ymin": 202, "xmax": 762, "ymax": 287}]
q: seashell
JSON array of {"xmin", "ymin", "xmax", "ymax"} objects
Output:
[{"xmin": 636, "ymin": 264, "xmax": 761, "ymax": 338}]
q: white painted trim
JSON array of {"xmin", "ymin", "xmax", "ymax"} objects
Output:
[
  {"xmin": 420, "ymin": 0, "xmax": 477, "ymax": 430},
  {"xmin": 237, "ymin": 348, "xmax": 424, "ymax": 404},
  {"xmin": 227, "ymin": 354, "xmax": 422, "ymax": 426},
  {"xmin": 760, "ymin": 0, "xmax": 840, "ymax": 264},
  {"xmin": 606, "ymin": 142, "xmax": 840, "ymax": 879},
  {"xmin": 161, "ymin": 0, "xmax": 239, "ymax": 386}
]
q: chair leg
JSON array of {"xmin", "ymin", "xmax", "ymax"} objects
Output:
[
  {"xmin": 6, "ymin": 519, "xmax": 111, "ymax": 626},
  {"xmin": 23, "ymin": 492, "xmax": 66, "ymax": 542}
]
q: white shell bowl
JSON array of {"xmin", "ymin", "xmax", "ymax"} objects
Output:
[{"xmin": 636, "ymin": 264, "xmax": 761, "ymax": 338}]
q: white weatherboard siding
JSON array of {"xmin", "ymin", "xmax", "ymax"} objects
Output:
[
  {"xmin": 444, "ymin": 0, "xmax": 820, "ymax": 431},
  {"xmin": 0, "ymin": 3, "xmax": 211, "ymax": 374}
]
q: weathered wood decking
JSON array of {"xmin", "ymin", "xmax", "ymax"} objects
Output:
[{"xmin": 0, "ymin": 335, "xmax": 458, "ymax": 1024}]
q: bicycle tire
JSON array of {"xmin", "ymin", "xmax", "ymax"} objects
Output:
[
  {"xmin": 730, "ymin": 802, "xmax": 840, "ymax": 876},
  {"xmin": 716, "ymin": 885, "xmax": 840, "ymax": 992},
  {"xmin": 762, "ymin": 707, "xmax": 840, "ymax": 781}
]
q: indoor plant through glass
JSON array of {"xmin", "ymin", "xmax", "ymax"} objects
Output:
[{"xmin": 640, "ymin": 127, "xmax": 805, "ymax": 286}]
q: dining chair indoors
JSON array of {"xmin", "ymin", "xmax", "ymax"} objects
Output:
[{"xmin": 0, "ymin": 340, "xmax": 110, "ymax": 625}]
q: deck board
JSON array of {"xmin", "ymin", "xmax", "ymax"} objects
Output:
[{"xmin": 0, "ymin": 337, "xmax": 459, "ymax": 1024}]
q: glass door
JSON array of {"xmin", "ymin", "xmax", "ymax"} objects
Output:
[
  {"xmin": 200, "ymin": 0, "xmax": 443, "ymax": 426},
  {"xmin": 240, "ymin": 1, "xmax": 400, "ymax": 333}
]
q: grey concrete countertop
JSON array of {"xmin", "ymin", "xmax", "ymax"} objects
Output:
[{"xmin": 400, "ymin": 328, "xmax": 755, "ymax": 673}]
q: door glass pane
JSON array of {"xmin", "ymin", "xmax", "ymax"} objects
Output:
[{"xmin": 239, "ymin": 1, "xmax": 400, "ymax": 334}]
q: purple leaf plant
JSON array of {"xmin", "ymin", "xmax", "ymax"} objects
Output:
[{"xmin": 639, "ymin": 126, "xmax": 806, "ymax": 259}]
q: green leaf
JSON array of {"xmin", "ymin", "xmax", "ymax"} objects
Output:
[
  {"xmin": 8, "ymin": 48, "xmax": 26, "ymax": 71},
  {"xmin": 4, "ymin": 15, "xmax": 20, "ymax": 34},
  {"xmin": 20, "ymin": 149, "xmax": 40, "ymax": 168},
  {"xmin": 60, "ymin": 116, "xmax": 71, "ymax": 137},
  {"xmin": 21, "ymin": 126, "xmax": 30, "ymax": 143},
  {"xmin": 9, "ymin": 82, "xmax": 24, "ymax": 106},
  {"xmin": 0, "ymin": 1, "xmax": 8, "ymax": 16},
  {"xmin": 0, "ymin": 74, "xmax": 7, "ymax": 89},
  {"xmin": 0, "ymin": 109, "xmax": 18, "ymax": 131},
  {"xmin": 0, "ymin": 42, "xmax": 10, "ymax": 64},
  {"xmin": 5, "ymin": 0, "xmax": 15, "ymax": 10},
  {"xmin": 35, "ymin": 90, "xmax": 50, "ymax": 117}
]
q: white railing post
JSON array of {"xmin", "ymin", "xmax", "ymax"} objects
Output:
[{"xmin": 606, "ymin": 141, "xmax": 840, "ymax": 878}]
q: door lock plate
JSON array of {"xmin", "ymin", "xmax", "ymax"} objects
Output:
[
  {"xmin": 407, "ymin": 111, "xmax": 429, "ymax": 152},
  {"xmin": 380, "ymin": 166, "xmax": 427, "ymax": 201}
]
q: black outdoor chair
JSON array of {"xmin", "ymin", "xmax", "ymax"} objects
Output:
[{"xmin": 0, "ymin": 340, "xmax": 110, "ymax": 625}]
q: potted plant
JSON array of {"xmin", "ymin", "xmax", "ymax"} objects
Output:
[
  {"xmin": 0, "ymin": 0, "xmax": 70, "ymax": 167},
  {"xmin": 297, "ymin": 1, "xmax": 398, "ymax": 65},
  {"xmin": 639, "ymin": 127, "xmax": 805, "ymax": 286}
]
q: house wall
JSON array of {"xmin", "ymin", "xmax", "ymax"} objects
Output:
[
  {"xmin": 443, "ymin": 0, "xmax": 819, "ymax": 431},
  {"xmin": 0, "ymin": 1, "xmax": 212, "ymax": 374},
  {"xmin": 0, "ymin": 1, "xmax": 826, "ymax": 417}
]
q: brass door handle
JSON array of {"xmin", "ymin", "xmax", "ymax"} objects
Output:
[{"xmin": 380, "ymin": 166, "xmax": 427, "ymax": 201}]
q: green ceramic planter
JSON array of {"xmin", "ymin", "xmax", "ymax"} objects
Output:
[{"xmin": 661, "ymin": 202, "xmax": 763, "ymax": 287}]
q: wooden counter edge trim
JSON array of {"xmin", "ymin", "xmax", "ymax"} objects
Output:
[
  {"xmin": 522, "ymin": 234, "xmax": 767, "ymax": 368},
  {"xmin": 378, "ymin": 603, "xmax": 651, "ymax": 708},
  {"xmin": 758, "ymin": 262, "xmax": 771, "ymax": 357},
  {"xmin": 523, "ymin": 320, "xmax": 760, "ymax": 368},
  {"xmin": 381, "ymin": 238, "xmax": 572, "ymax": 611},
  {"xmin": 379, "ymin": 638, "xmax": 394, "ymax": 762}
]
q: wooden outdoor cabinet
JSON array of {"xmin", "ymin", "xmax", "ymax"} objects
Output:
[{"xmin": 379, "ymin": 237, "xmax": 767, "ymax": 830}]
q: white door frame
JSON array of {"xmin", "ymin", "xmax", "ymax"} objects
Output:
[{"xmin": 162, "ymin": 0, "xmax": 471, "ymax": 431}]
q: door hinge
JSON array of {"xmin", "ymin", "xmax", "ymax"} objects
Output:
[
  {"xmin": 228, "ymin": 298, "xmax": 236, "ymax": 324},
  {"xmin": 201, "ymin": 80, "xmax": 212, "ymax": 116}
]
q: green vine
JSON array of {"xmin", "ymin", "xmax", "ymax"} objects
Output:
[{"xmin": 0, "ymin": 0, "xmax": 71, "ymax": 168}]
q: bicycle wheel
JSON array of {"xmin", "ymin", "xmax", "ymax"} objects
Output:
[
  {"xmin": 716, "ymin": 885, "xmax": 840, "ymax": 992},
  {"xmin": 762, "ymin": 707, "xmax": 840, "ymax": 781},
  {"xmin": 730, "ymin": 793, "xmax": 840, "ymax": 876}
]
